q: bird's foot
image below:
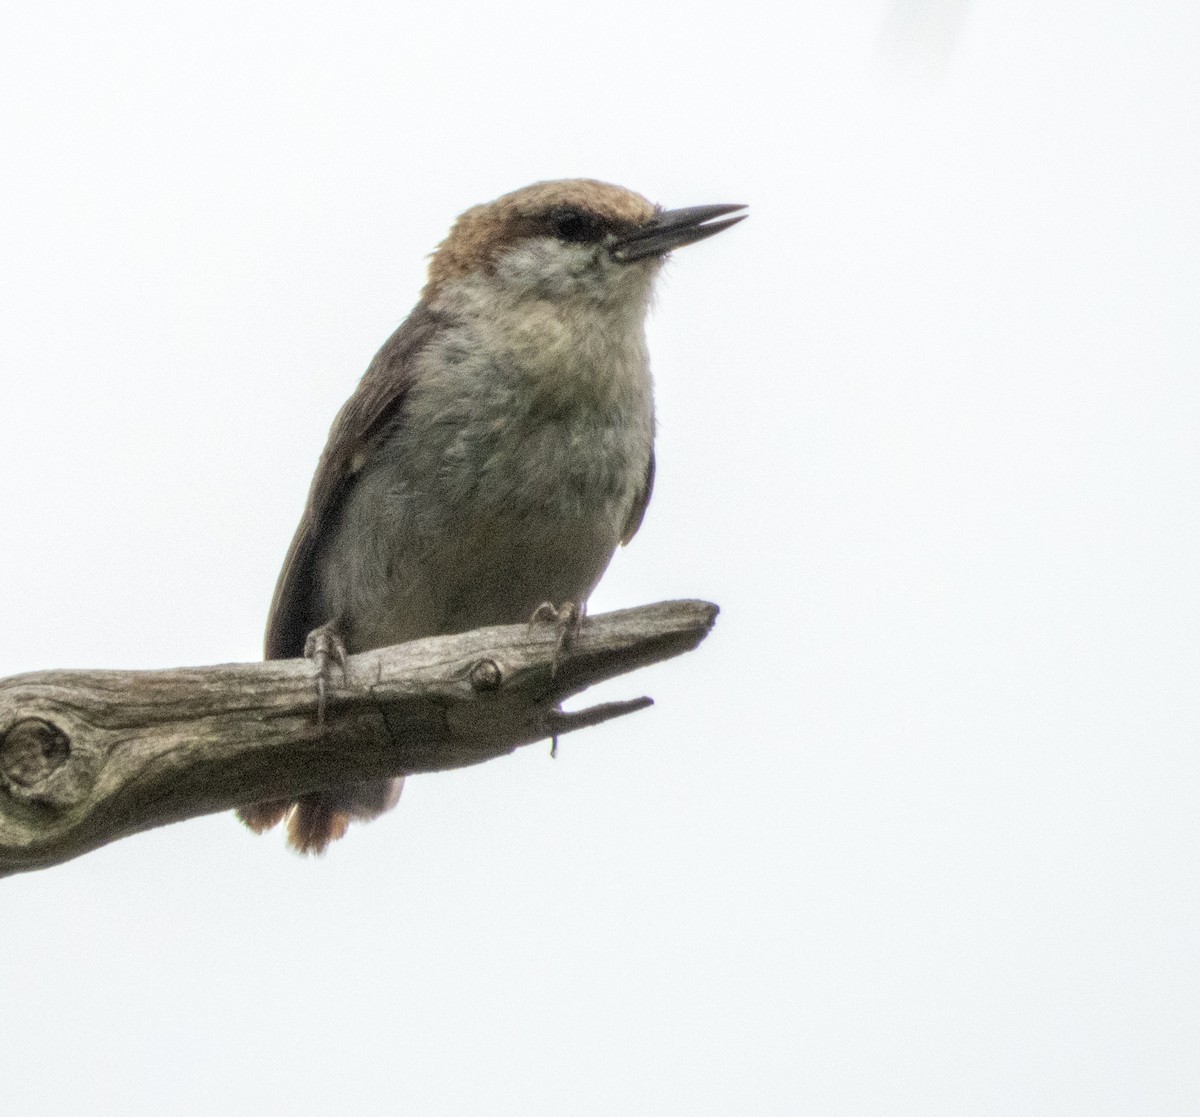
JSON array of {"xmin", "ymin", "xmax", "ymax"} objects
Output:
[
  {"xmin": 304, "ymin": 623, "xmax": 350, "ymax": 727},
  {"xmin": 529, "ymin": 600, "xmax": 583, "ymax": 678},
  {"xmin": 529, "ymin": 602, "xmax": 584, "ymax": 758}
]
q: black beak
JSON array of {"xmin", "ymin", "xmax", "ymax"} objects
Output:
[{"xmin": 611, "ymin": 203, "xmax": 748, "ymax": 262}]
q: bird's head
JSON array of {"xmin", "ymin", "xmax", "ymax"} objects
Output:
[{"xmin": 423, "ymin": 179, "xmax": 746, "ymax": 313}]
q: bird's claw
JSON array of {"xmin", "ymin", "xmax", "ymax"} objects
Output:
[
  {"xmin": 528, "ymin": 600, "xmax": 582, "ymax": 680},
  {"xmin": 304, "ymin": 624, "xmax": 349, "ymax": 727}
]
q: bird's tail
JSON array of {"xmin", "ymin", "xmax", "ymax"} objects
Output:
[{"xmin": 236, "ymin": 778, "xmax": 405, "ymax": 856}]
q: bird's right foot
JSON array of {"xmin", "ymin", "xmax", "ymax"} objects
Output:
[
  {"xmin": 304, "ymin": 623, "xmax": 349, "ymax": 727},
  {"xmin": 529, "ymin": 600, "xmax": 582, "ymax": 679}
]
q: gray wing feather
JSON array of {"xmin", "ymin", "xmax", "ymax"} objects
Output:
[
  {"xmin": 620, "ymin": 449, "xmax": 655, "ymax": 546},
  {"xmin": 264, "ymin": 304, "xmax": 442, "ymax": 659}
]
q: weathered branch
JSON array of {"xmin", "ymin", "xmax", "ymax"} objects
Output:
[{"xmin": 0, "ymin": 599, "xmax": 718, "ymax": 877}]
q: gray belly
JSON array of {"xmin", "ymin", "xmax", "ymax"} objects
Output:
[{"xmin": 318, "ymin": 417, "xmax": 643, "ymax": 652}]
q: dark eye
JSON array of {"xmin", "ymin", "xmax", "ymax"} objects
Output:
[{"xmin": 551, "ymin": 207, "xmax": 600, "ymax": 243}]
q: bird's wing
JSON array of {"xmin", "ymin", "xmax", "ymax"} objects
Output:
[
  {"xmin": 264, "ymin": 304, "xmax": 443, "ymax": 659},
  {"xmin": 620, "ymin": 449, "xmax": 656, "ymax": 546}
]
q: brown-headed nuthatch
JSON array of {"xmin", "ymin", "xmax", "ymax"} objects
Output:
[{"xmin": 237, "ymin": 179, "xmax": 746, "ymax": 854}]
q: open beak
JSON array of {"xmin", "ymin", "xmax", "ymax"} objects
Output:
[{"xmin": 611, "ymin": 203, "xmax": 748, "ymax": 262}]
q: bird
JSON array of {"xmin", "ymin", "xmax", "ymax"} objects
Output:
[{"xmin": 237, "ymin": 179, "xmax": 746, "ymax": 854}]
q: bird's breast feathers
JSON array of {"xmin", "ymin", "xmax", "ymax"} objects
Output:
[{"xmin": 401, "ymin": 302, "xmax": 654, "ymax": 525}]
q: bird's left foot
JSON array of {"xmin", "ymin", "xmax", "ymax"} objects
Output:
[{"xmin": 304, "ymin": 623, "xmax": 350, "ymax": 727}]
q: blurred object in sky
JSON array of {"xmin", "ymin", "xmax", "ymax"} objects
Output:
[{"xmin": 877, "ymin": 0, "xmax": 971, "ymax": 82}]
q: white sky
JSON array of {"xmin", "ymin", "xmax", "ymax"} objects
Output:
[{"xmin": 2, "ymin": 1, "xmax": 1199, "ymax": 1113}]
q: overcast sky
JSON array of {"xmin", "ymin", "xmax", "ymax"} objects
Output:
[{"xmin": 2, "ymin": 2, "xmax": 1199, "ymax": 1114}]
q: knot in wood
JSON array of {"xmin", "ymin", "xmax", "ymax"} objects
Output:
[
  {"xmin": 0, "ymin": 718, "xmax": 71, "ymax": 788},
  {"xmin": 469, "ymin": 658, "xmax": 503, "ymax": 692}
]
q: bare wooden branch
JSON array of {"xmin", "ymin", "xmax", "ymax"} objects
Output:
[{"xmin": 0, "ymin": 599, "xmax": 718, "ymax": 877}]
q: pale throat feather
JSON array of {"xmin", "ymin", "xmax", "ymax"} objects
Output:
[{"xmin": 426, "ymin": 255, "xmax": 657, "ymax": 518}]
